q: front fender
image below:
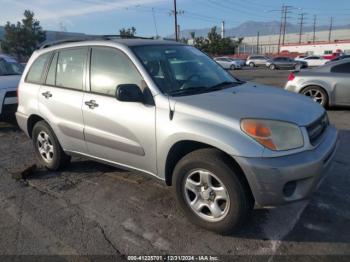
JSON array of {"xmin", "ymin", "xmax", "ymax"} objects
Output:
[{"xmin": 156, "ymin": 103, "xmax": 264, "ymax": 179}]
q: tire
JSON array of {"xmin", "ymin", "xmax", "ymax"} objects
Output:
[
  {"xmin": 172, "ymin": 148, "xmax": 253, "ymax": 234},
  {"xmin": 230, "ymin": 64, "xmax": 236, "ymax": 70},
  {"xmin": 249, "ymin": 62, "xmax": 255, "ymax": 68},
  {"xmin": 32, "ymin": 121, "xmax": 71, "ymax": 170},
  {"xmin": 269, "ymin": 64, "xmax": 276, "ymax": 70},
  {"xmin": 301, "ymin": 86, "xmax": 329, "ymax": 107}
]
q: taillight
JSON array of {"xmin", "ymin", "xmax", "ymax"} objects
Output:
[{"xmin": 288, "ymin": 72, "xmax": 295, "ymax": 81}]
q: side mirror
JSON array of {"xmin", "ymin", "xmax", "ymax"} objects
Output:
[{"xmin": 116, "ymin": 84, "xmax": 144, "ymax": 103}]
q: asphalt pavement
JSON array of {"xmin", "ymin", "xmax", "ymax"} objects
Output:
[{"xmin": 0, "ymin": 68, "xmax": 349, "ymax": 261}]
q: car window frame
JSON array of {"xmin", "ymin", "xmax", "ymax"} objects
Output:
[
  {"xmin": 87, "ymin": 46, "xmax": 145, "ymax": 98},
  {"xmin": 330, "ymin": 62, "xmax": 350, "ymax": 74},
  {"xmin": 42, "ymin": 47, "xmax": 89, "ymax": 93},
  {"xmin": 25, "ymin": 52, "xmax": 53, "ymax": 85}
]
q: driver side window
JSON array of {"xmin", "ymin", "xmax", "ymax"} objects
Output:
[{"xmin": 90, "ymin": 47, "xmax": 143, "ymax": 96}]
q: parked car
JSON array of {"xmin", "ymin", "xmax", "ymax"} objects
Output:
[
  {"xmin": 16, "ymin": 39, "xmax": 338, "ymax": 233},
  {"xmin": 285, "ymin": 58, "xmax": 350, "ymax": 107},
  {"xmin": 214, "ymin": 57, "xmax": 241, "ymax": 70},
  {"xmin": 246, "ymin": 55, "xmax": 270, "ymax": 67},
  {"xmin": 325, "ymin": 55, "xmax": 350, "ymax": 64},
  {"xmin": 0, "ymin": 57, "xmax": 24, "ymax": 118},
  {"xmin": 297, "ymin": 55, "xmax": 328, "ymax": 67},
  {"xmin": 228, "ymin": 58, "xmax": 246, "ymax": 67},
  {"xmin": 266, "ymin": 57, "xmax": 307, "ymax": 70},
  {"xmin": 294, "ymin": 55, "xmax": 307, "ymax": 60}
]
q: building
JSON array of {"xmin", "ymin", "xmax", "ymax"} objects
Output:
[
  {"xmin": 280, "ymin": 40, "xmax": 350, "ymax": 56},
  {"xmin": 237, "ymin": 28, "xmax": 350, "ymax": 55}
]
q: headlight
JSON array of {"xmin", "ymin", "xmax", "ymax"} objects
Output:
[{"xmin": 241, "ymin": 119, "xmax": 304, "ymax": 151}]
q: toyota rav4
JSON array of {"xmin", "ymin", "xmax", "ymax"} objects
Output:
[{"xmin": 16, "ymin": 38, "xmax": 338, "ymax": 233}]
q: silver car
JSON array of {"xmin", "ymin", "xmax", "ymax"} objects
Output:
[
  {"xmin": 0, "ymin": 56, "xmax": 23, "ymax": 117},
  {"xmin": 285, "ymin": 58, "xmax": 350, "ymax": 107},
  {"xmin": 246, "ymin": 55, "xmax": 270, "ymax": 67},
  {"xmin": 16, "ymin": 39, "xmax": 338, "ymax": 233},
  {"xmin": 214, "ymin": 57, "xmax": 241, "ymax": 70}
]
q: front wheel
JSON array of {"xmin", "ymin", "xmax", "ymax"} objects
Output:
[
  {"xmin": 172, "ymin": 148, "xmax": 252, "ymax": 234},
  {"xmin": 269, "ymin": 64, "xmax": 276, "ymax": 70},
  {"xmin": 32, "ymin": 121, "xmax": 71, "ymax": 170},
  {"xmin": 249, "ymin": 62, "xmax": 255, "ymax": 68},
  {"xmin": 230, "ymin": 64, "xmax": 236, "ymax": 70}
]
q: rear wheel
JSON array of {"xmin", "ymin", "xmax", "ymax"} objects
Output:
[
  {"xmin": 172, "ymin": 148, "xmax": 252, "ymax": 234},
  {"xmin": 32, "ymin": 121, "xmax": 71, "ymax": 170},
  {"xmin": 230, "ymin": 64, "xmax": 236, "ymax": 70},
  {"xmin": 301, "ymin": 86, "xmax": 328, "ymax": 107},
  {"xmin": 269, "ymin": 64, "xmax": 276, "ymax": 70}
]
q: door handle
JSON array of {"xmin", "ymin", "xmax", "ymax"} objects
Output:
[
  {"xmin": 85, "ymin": 100, "xmax": 99, "ymax": 109},
  {"xmin": 41, "ymin": 91, "xmax": 52, "ymax": 99}
]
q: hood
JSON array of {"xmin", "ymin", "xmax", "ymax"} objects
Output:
[
  {"xmin": 171, "ymin": 82, "xmax": 325, "ymax": 126},
  {"xmin": 0, "ymin": 75, "xmax": 21, "ymax": 90}
]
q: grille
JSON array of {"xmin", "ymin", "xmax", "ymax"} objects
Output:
[{"xmin": 307, "ymin": 113, "xmax": 329, "ymax": 146}]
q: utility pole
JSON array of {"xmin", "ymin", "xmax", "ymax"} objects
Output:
[
  {"xmin": 221, "ymin": 21, "xmax": 225, "ymax": 38},
  {"xmin": 256, "ymin": 31, "xmax": 260, "ymax": 54},
  {"xmin": 173, "ymin": 0, "xmax": 178, "ymax": 41},
  {"xmin": 298, "ymin": 13, "xmax": 306, "ymax": 44},
  {"xmin": 152, "ymin": 8, "xmax": 158, "ymax": 38},
  {"xmin": 277, "ymin": 5, "xmax": 285, "ymax": 54},
  {"xmin": 328, "ymin": 17, "xmax": 333, "ymax": 42},
  {"xmin": 313, "ymin": 15, "xmax": 317, "ymax": 43}
]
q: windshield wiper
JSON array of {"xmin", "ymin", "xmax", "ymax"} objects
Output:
[
  {"xmin": 167, "ymin": 86, "xmax": 206, "ymax": 96},
  {"xmin": 205, "ymin": 81, "xmax": 240, "ymax": 91}
]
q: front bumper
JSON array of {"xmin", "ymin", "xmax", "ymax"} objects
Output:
[
  {"xmin": 235, "ymin": 125, "xmax": 338, "ymax": 207},
  {"xmin": 0, "ymin": 89, "xmax": 18, "ymax": 116}
]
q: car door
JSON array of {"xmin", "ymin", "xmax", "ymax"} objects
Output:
[
  {"xmin": 330, "ymin": 62, "xmax": 350, "ymax": 104},
  {"xmin": 38, "ymin": 48, "xmax": 88, "ymax": 154},
  {"xmin": 82, "ymin": 46, "xmax": 157, "ymax": 175}
]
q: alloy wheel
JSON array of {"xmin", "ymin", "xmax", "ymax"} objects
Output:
[
  {"xmin": 183, "ymin": 169, "xmax": 230, "ymax": 222},
  {"xmin": 37, "ymin": 131, "xmax": 54, "ymax": 163},
  {"xmin": 303, "ymin": 89, "xmax": 324, "ymax": 104}
]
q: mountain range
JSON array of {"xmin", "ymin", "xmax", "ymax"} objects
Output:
[{"xmin": 1, "ymin": 20, "xmax": 349, "ymax": 41}]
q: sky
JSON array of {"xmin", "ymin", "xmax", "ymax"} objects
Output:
[{"xmin": 1, "ymin": 0, "xmax": 350, "ymax": 37}]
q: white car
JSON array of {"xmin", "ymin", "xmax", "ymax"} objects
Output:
[
  {"xmin": 214, "ymin": 57, "xmax": 241, "ymax": 70},
  {"xmin": 0, "ymin": 55, "xmax": 23, "ymax": 117},
  {"xmin": 297, "ymin": 56, "xmax": 329, "ymax": 67}
]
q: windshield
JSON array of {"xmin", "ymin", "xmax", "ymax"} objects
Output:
[
  {"xmin": 132, "ymin": 45, "xmax": 239, "ymax": 96},
  {"xmin": 0, "ymin": 59, "xmax": 24, "ymax": 76}
]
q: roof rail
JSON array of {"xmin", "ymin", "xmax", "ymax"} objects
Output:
[{"xmin": 39, "ymin": 35, "xmax": 154, "ymax": 49}]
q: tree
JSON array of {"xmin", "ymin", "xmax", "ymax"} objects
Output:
[
  {"xmin": 119, "ymin": 27, "xmax": 137, "ymax": 38},
  {"xmin": 192, "ymin": 27, "xmax": 243, "ymax": 56},
  {"xmin": 1, "ymin": 10, "xmax": 46, "ymax": 61}
]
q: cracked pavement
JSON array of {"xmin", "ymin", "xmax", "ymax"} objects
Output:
[{"xmin": 0, "ymin": 69, "xmax": 349, "ymax": 260}]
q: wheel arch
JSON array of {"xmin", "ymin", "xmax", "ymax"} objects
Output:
[
  {"xmin": 27, "ymin": 114, "xmax": 46, "ymax": 138},
  {"xmin": 300, "ymin": 84, "xmax": 331, "ymax": 106},
  {"xmin": 164, "ymin": 140, "xmax": 254, "ymax": 202}
]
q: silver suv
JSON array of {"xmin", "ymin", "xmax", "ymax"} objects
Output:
[
  {"xmin": 246, "ymin": 55, "xmax": 270, "ymax": 67},
  {"xmin": 16, "ymin": 39, "xmax": 338, "ymax": 234}
]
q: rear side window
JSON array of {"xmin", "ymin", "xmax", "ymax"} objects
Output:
[
  {"xmin": 46, "ymin": 52, "xmax": 58, "ymax": 86},
  {"xmin": 90, "ymin": 47, "xmax": 142, "ymax": 96},
  {"xmin": 331, "ymin": 62, "xmax": 350, "ymax": 73},
  {"xmin": 56, "ymin": 48, "xmax": 87, "ymax": 90},
  {"xmin": 26, "ymin": 53, "xmax": 51, "ymax": 83}
]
